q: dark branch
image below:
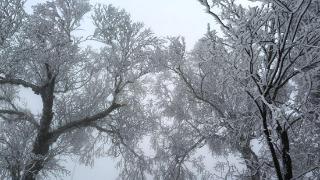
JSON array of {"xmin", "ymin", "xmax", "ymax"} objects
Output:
[
  {"xmin": 0, "ymin": 78, "xmax": 41, "ymax": 94},
  {"xmin": 50, "ymin": 102, "xmax": 124, "ymax": 137}
]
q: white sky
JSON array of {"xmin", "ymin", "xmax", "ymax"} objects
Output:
[
  {"xmin": 94, "ymin": 0, "xmax": 214, "ymax": 50},
  {"xmin": 22, "ymin": 0, "xmax": 233, "ymax": 179},
  {"xmin": 26, "ymin": 0, "xmax": 215, "ymax": 49}
]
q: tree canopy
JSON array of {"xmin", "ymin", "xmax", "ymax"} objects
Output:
[{"xmin": 0, "ymin": 0, "xmax": 320, "ymax": 179}]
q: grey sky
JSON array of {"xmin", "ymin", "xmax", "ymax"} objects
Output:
[
  {"xmin": 23, "ymin": 0, "xmax": 219, "ymax": 179},
  {"xmin": 26, "ymin": 0, "xmax": 214, "ymax": 49},
  {"xmin": 96, "ymin": 0, "xmax": 214, "ymax": 49}
]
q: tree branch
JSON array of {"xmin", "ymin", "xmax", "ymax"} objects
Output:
[
  {"xmin": 292, "ymin": 166, "xmax": 320, "ymax": 179},
  {"xmin": 50, "ymin": 102, "xmax": 124, "ymax": 138},
  {"xmin": 198, "ymin": 0, "xmax": 230, "ymax": 31},
  {"xmin": 0, "ymin": 109, "xmax": 39, "ymax": 128},
  {"xmin": 0, "ymin": 78, "xmax": 41, "ymax": 94}
]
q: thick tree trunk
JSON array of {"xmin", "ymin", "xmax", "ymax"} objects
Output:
[
  {"xmin": 22, "ymin": 141, "xmax": 51, "ymax": 180},
  {"xmin": 22, "ymin": 73, "xmax": 55, "ymax": 180},
  {"xmin": 277, "ymin": 124, "xmax": 293, "ymax": 180}
]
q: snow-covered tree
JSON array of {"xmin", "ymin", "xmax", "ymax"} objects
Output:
[
  {"xmin": 0, "ymin": 1, "xmax": 161, "ymax": 179},
  {"xmin": 1, "ymin": 0, "xmax": 320, "ymax": 179},
  {"xmin": 196, "ymin": 0, "xmax": 320, "ymax": 179},
  {"xmin": 153, "ymin": 32, "xmax": 263, "ymax": 179}
]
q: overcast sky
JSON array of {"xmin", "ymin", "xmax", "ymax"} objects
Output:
[
  {"xmin": 95, "ymin": 0, "xmax": 214, "ymax": 49},
  {"xmin": 23, "ymin": 0, "xmax": 220, "ymax": 179},
  {"xmin": 26, "ymin": 0, "xmax": 215, "ymax": 49}
]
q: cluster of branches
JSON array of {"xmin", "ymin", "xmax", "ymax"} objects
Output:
[
  {"xmin": 148, "ymin": 0, "xmax": 320, "ymax": 179},
  {"xmin": 0, "ymin": 0, "xmax": 161, "ymax": 179},
  {"xmin": 1, "ymin": 0, "xmax": 320, "ymax": 180}
]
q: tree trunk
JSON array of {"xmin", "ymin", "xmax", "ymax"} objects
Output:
[
  {"xmin": 22, "ymin": 74, "xmax": 55, "ymax": 180},
  {"xmin": 10, "ymin": 164, "xmax": 21, "ymax": 180},
  {"xmin": 239, "ymin": 139, "xmax": 261, "ymax": 180},
  {"xmin": 277, "ymin": 124, "xmax": 293, "ymax": 180},
  {"xmin": 261, "ymin": 103, "xmax": 283, "ymax": 180},
  {"xmin": 22, "ymin": 141, "xmax": 51, "ymax": 180}
]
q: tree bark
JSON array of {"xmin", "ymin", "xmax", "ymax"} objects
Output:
[
  {"xmin": 261, "ymin": 103, "xmax": 283, "ymax": 180},
  {"xmin": 22, "ymin": 77, "xmax": 55, "ymax": 180},
  {"xmin": 277, "ymin": 124, "xmax": 293, "ymax": 180}
]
